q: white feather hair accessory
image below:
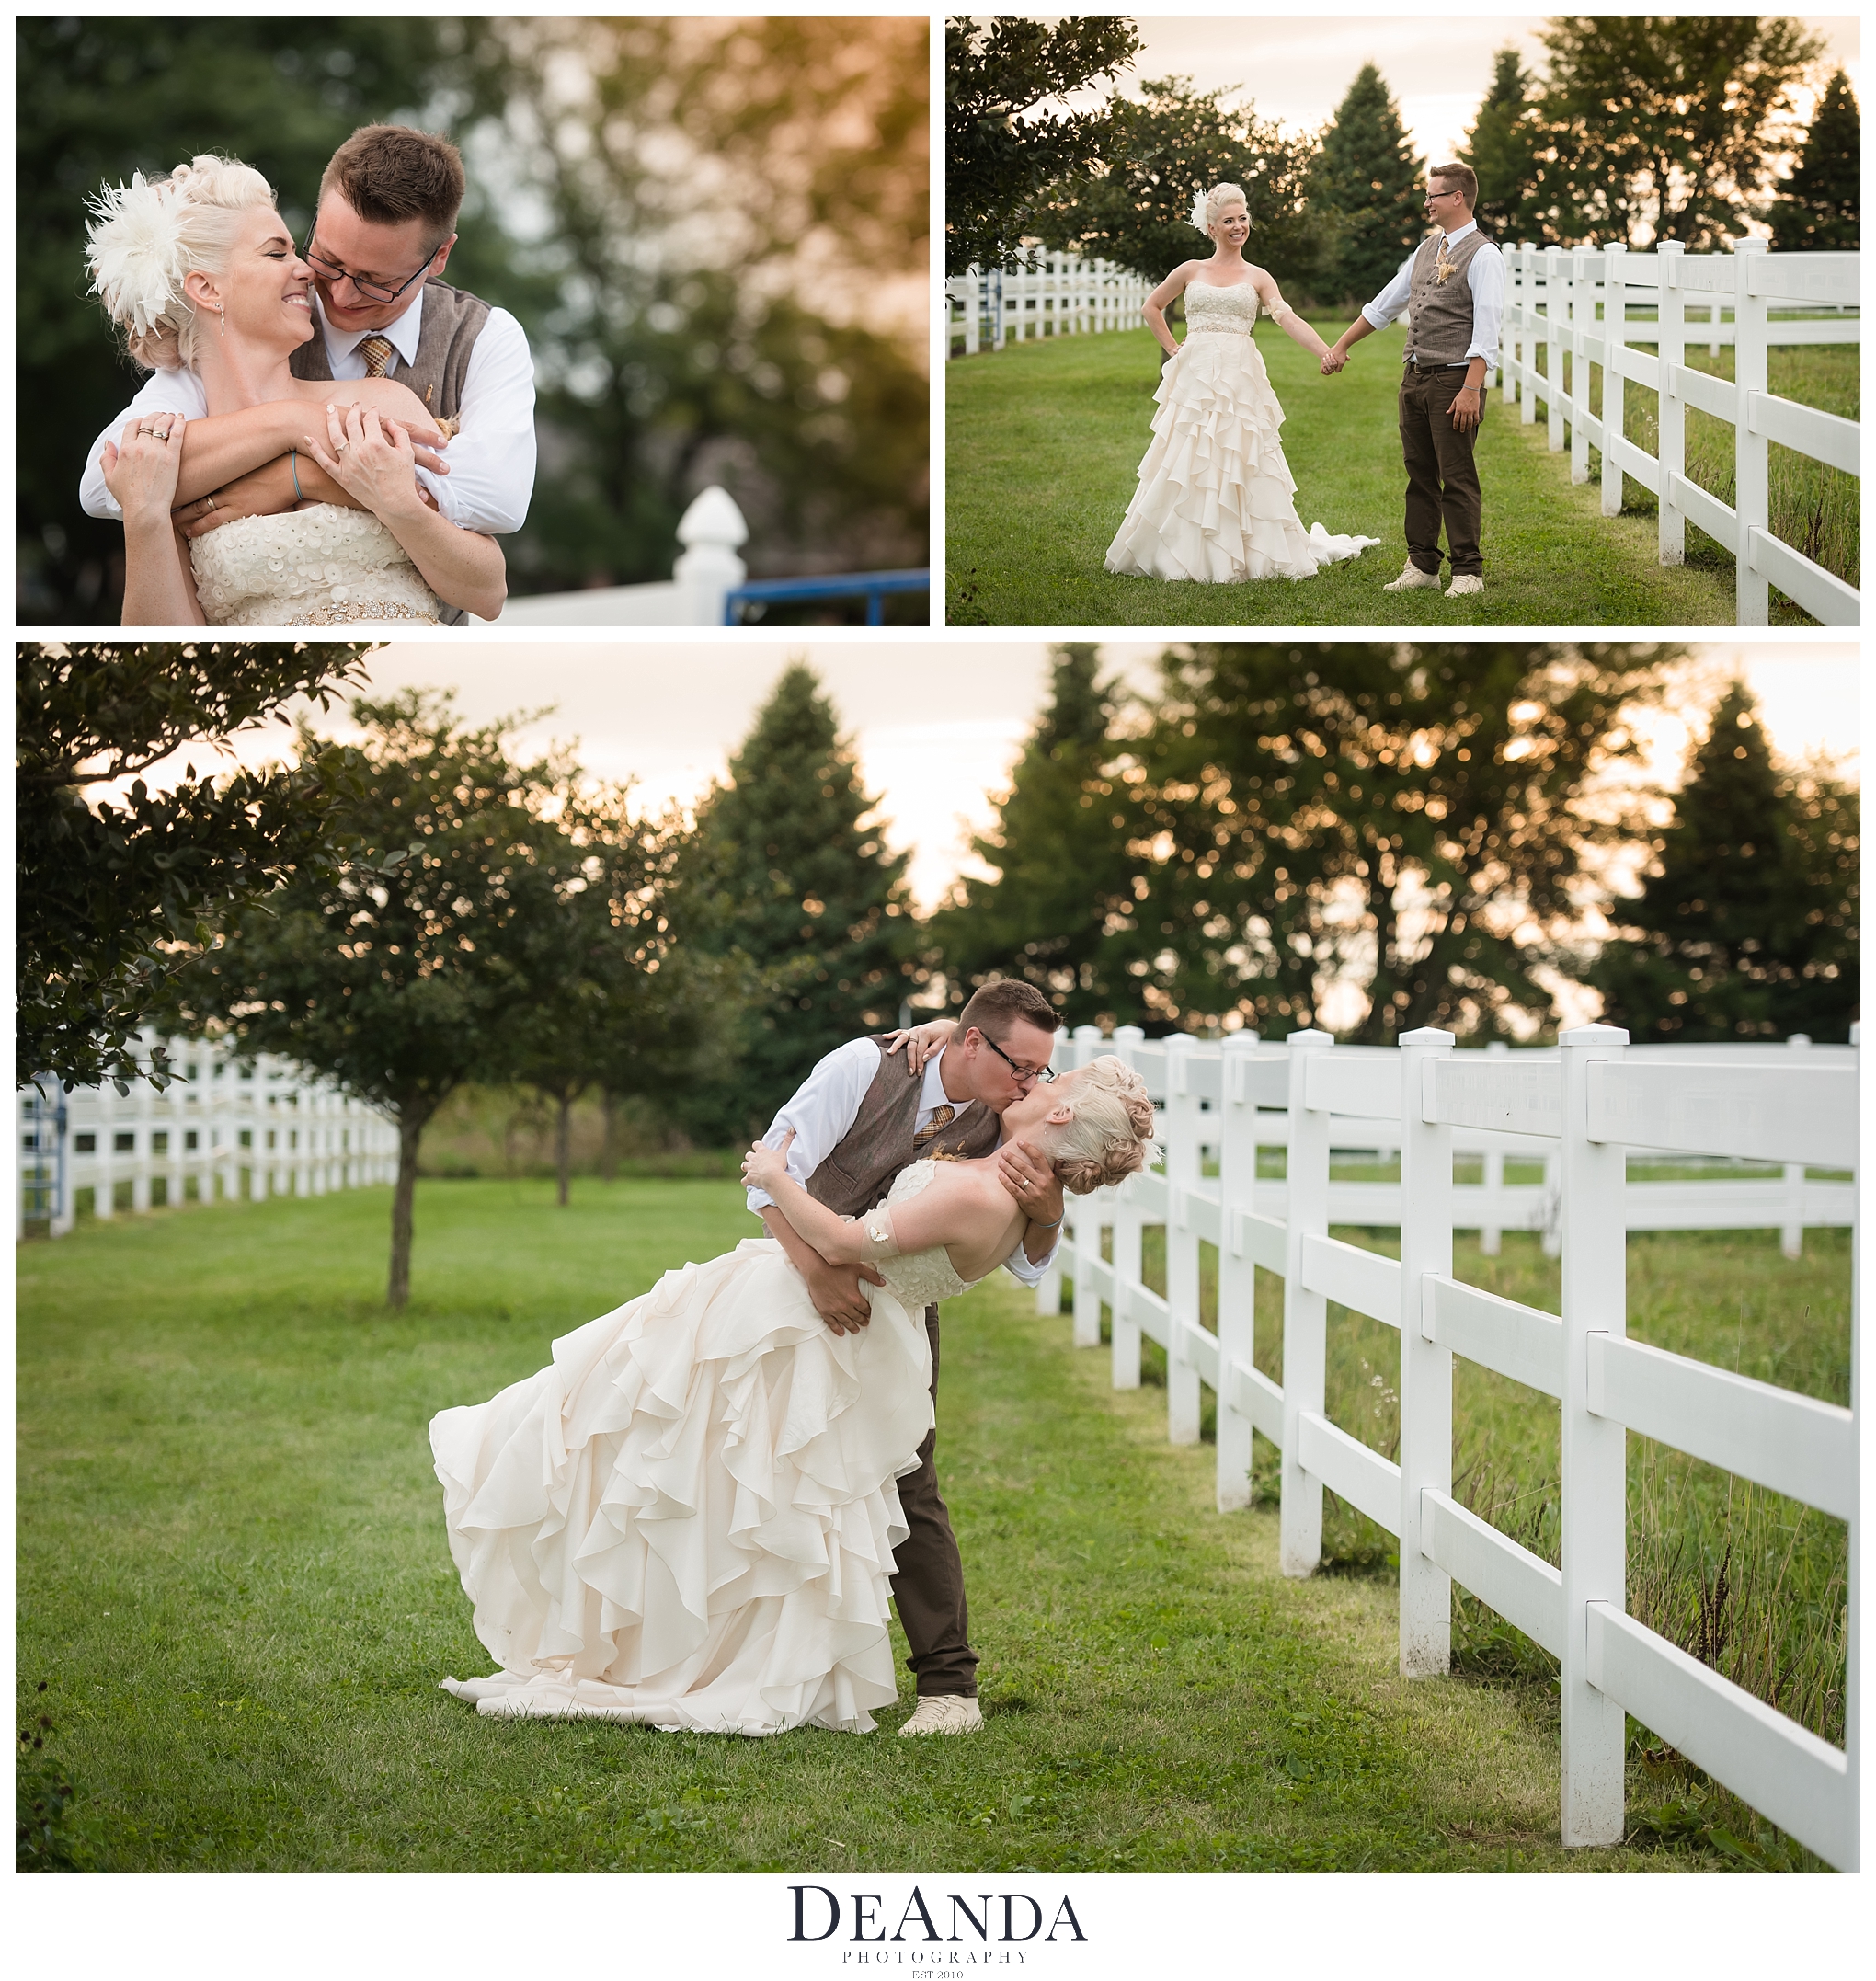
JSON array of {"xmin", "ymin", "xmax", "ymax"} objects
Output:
[
  {"xmin": 1189, "ymin": 185, "xmax": 1212, "ymax": 235},
  {"xmin": 86, "ymin": 166, "xmax": 199, "ymax": 335}
]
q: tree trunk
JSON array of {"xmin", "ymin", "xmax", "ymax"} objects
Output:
[
  {"xmin": 388, "ymin": 1108, "xmax": 426, "ymax": 1310},
  {"xmin": 555, "ymin": 1091, "xmax": 573, "ymax": 1208},
  {"xmin": 600, "ymin": 1090, "xmax": 619, "ymax": 1185}
]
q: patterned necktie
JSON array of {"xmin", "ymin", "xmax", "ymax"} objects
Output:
[
  {"xmin": 912, "ymin": 1104, "xmax": 955, "ymax": 1149},
  {"xmin": 359, "ymin": 335, "xmax": 396, "ymax": 378}
]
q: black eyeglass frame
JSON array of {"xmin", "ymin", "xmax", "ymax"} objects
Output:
[
  {"xmin": 301, "ymin": 231, "xmax": 444, "ymax": 307},
  {"xmin": 975, "ymin": 1028, "xmax": 1058, "ymax": 1085}
]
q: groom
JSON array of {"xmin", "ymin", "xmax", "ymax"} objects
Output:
[
  {"xmin": 78, "ymin": 123, "xmax": 536, "ymax": 621},
  {"xmin": 745, "ymin": 980, "xmax": 1066, "ymax": 1736},
  {"xmin": 1321, "ymin": 162, "xmax": 1504, "ymax": 597}
]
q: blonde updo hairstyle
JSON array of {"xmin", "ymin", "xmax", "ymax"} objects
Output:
[
  {"xmin": 86, "ymin": 155, "xmax": 280, "ymax": 372},
  {"xmin": 1190, "ymin": 181, "xmax": 1249, "ymax": 241},
  {"xmin": 1047, "ymin": 1056, "xmax": 1158, "ymax": 1196}
]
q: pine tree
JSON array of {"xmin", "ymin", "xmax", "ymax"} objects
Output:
[
  {"xmin": 1772, "ymin": 69, "xmax": 1860, "ymax": 252},
  {"xmin": 1312, "ymin": 63, "xmax": 1424, "ymax": 305},
  {"xmin": 928, "ymin": 646, "xmax": 1146, "ymax": 1030},
  {"xmin": 675, "ymin": 663, "xmax": 913, "ymax": 1141},
  {"xmin": 1591, "ymin": 682, "xmax": 1859, "ymax": 1041},
  {"xmin": 1460, "ymin": 49, "xmax": 1553, "ymax": 245}
]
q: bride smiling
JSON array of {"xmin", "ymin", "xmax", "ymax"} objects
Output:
[{"xmin": 85, "ymin": 155, "xmax": 507, "ymax": 626}]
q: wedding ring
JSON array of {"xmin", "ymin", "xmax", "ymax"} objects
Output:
[
  {"xmin": 335, "ymin": 439, "xmax": 349, "ymax": 453},
  {"xmin": 201, "ymin": 496, "xmax": 216, "ymax": 511}
]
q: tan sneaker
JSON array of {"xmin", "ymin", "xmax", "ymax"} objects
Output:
[
  {"xmin": 1446, "ymin": 574, "xmax": 1484, "ymax": 596},
  {"xmin": 898, "ymin": 1696, "xmax": 984, "ymax": 1736},
  {"xmin": 1381, "ymin": 562, "xmax": 1443, "ymax": 592}
]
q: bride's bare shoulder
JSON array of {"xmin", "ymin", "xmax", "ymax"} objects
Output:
[{"xmin": 296, "ymin": 376, "xmax": 433, "ymax": 425}]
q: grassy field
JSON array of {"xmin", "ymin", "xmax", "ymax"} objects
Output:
[
  {"xmin": 17, "ymin": 1176, "xmax": 1834, "ymax": 1872},
  {"xmin": 944, "ymin": 320, "xmax": 1745, "ymax": 628}
]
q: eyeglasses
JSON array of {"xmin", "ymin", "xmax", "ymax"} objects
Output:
[
  {"xmin": 1424, "ymin": 189, "xmax": 1463, "ymax": 203},
  {"xmin": 977, "ymin": 1030, "xmax": 1058, "ymax": 1085},
  {"xmin": 302, "ymin": 232, "xmax": 440, "ymax": 306}
]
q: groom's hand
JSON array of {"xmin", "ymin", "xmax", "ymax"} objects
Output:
[
  {"xmin": 1320, "ymin": 349, "xmax": 1346, "ymax": 375},
  {"xmin": 805, "ymin": 1258, "xmax": 886, "ymax": 1334},
  {"xmin": 176, "ymin": 458, "xmax": 303, "ymax": 537},
  {"xmin": 997, "ymin": 1138, "xmax": 1063, "ymax": 1231}
]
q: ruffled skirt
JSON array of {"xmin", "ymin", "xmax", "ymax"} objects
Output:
[
  {"xmin": 430, "ymin": 1238, "xmax": 934, "ymax": 1735},
  {"xmin": 1104, "ymin": 334, "xmax": 1378, "ymax": 582}
]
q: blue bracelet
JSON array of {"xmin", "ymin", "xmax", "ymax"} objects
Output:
[{"xmin": 290, "ymin": 449, "xmax": 303, "ymax": 500}]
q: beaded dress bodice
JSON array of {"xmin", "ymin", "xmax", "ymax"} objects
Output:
[
  {"xmin": 190, "ymin": 504, "xmax": 440, "ymax": 627},
  {"xmin": 869, "ymin": 1159, "xmax": 979, "ymax": 1311},
  {"xmin": 1182, "ymin": 281, "xmax": 1263, "ymax": 338}
]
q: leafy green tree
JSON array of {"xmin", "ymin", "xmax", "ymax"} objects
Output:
[
  {"xmin": 1590, "ymin": 682, "xmax": 1859, "ymax": 1041},
  {"xmin": 16, "ymin": 639, "xmax": 373, "ymax": 1093},
  {"xmin": 945, "ymin": 15, "xmax": 1141, "ymax": 276},
  {"xmin": 1460, "ymin": 49, "xmax": 1560, "ymax": 246},
  {"xmin": 1311, "ymin": 63, "xmax": 1424, "ymax": 305},
  {"xmin": 168, "ymin": 691, "xmax": 586, "ymax": 1307},
  {"xmin": 1039, "ymin": 78, "xmax": 1322, "ymax": 291},
  {"xmin": 675, "ymin": 663, "xmax": 914, "ymax": 1142},
  {"xmin": 1131, "ymin": 643, "xmax": 1672, "ymax": 1039},
  {"xmin": 1771, "ymin": 68, "xmax": 1859, "ymax": 251},
  {"xmin": 928, "ymin": 646, "xmax": 1147, "ymax": 1029},
  {"xmin": 1534, "ymin": 16, "xmax": 1824, "ymax": 247}
]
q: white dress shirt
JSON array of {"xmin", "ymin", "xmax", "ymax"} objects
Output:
[
  {"xmin": 1360, "ymin": 218, "xmax": 1505, "ymax": 364},
  {"xmin": 80, "ymin": 284, "xmax": 536, "ymax": 534},
  {"xmin": 746, "ymin": 1037, "xmax": 1059, "ymax": 1287}
]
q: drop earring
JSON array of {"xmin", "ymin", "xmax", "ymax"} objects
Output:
[{"xmin": 218, "ymin": 308, "xmax": 226, "ymax": 338}]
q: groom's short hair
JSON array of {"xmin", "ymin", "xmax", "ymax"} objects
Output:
[
  {"xmin": 1430, "ymin": 162, "xmax": 1478, "ymax": 212},
  {"xmin": 320, "ymin": 124, "xmax": 466, "ymax": 243},
  {"xmin": 956, "ymin": 979, "xmax": 1060, "ymax": 1044}
]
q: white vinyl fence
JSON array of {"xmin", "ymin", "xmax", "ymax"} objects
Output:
[
  {"xmin": 1498, "ymin": 240, "xmax": 1860, "ymax": 625},
  {"xmin": 1044, "ymin": 1024, "xmax": 1859, "ymax": 1868},
  {"xmin": 947, "ymin": 255, "xmax": 1153, "ymax": 357},
  {"xmin": 17, "ymin": 1033, "xmax": 398, "ymax": 1240}
]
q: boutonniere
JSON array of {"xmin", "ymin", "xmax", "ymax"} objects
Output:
[{"xmin": 1434, "ymin": 238, "xmax": 1459, "ymax": 284}]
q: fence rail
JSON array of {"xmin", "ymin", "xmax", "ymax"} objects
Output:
[
  {"xmin": 1498, "ymin": 240, "xmax": 1860, "ymax": 625},
  {"xmin": 17, "ymin": 1033, "xmax": 398, "ymax": 1239},
  {"xmin": 946, "ymin": 255, "xmax": 1153, "ymax": 357},
  {"xmin": 1044, "ymin": 1024, "xmax": 1859, "ymax": 1868}
]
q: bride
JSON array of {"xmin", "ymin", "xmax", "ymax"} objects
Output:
[
  {"xmin": 85, "ymin": 155, "xmax": 506, "ymax": 626},
  {"xmin": 1105, "ymin": 181, "xmax": 1378, "ymax": 585},
  {"xmin": 430, "ymin": 1057, "xmax": 1154, "ymax": 1736}
]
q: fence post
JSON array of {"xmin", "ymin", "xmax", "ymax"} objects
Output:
[
  {"xmin": 964, "ymin": 274, "xmax": 980, "ymax": 357},
  {"xmin": 1559, "ymin": 1022, "xmax": 1629, "ymax": 1848},
  {"xmin": 1546, "ymin": 249, "xmax": 1567, "ymax": 453},
  {"xmin": 1480, "ymin": 1040, "xmax": 1509, "ymax": 1254},
  {"xmin": 1216, "ymin": 1032, "xmax": 1262, "ymax": 1513},
  {"xmin": 1279, "ymin": 1028, "xmax": 1333, "ymax": 1577},
  {"xmin": 1732, "ymin": 236, "xmax": 1770, "ymax": 625},
  {"xmin": 673, "ymin": 487, "xmax": 749, "ymax": 628},
  {"xmin": 1067, "ymin": 1024, "xmax": 1103, "ymax": 1345},
  {"xmin": 1398, "ymin": 1028, "xmax": 1455, "ymax": 1676},
  {"xmin": 1109, "ymin": 1025, "xmax": 1146, "ymax": 1388},
  {"xmin": 1601, "ymin": 241, "xmax": 1627, "ymax": 514},
  {"xmin": 1163, "ymin": 1034, "xmax": 1202, "ymax": 1446},
  {"xmin": 1656, "ymin": 240, "xmax": 1687, "ymax": 566},
  {"xmin": 1570, "ymin": 248, "xmax": 1594, "ymax": 484},
  {"xmin": 131, "ymin": 1060, "xmax": 154, "ymax": 1213},
  {"xmin": 1782, "ymin": 1033, "xmax": 1811, "ymax": 1259},
  {"xmin": 1517, "ymin": 245, "xmax": 1539, "ymax": 421}
]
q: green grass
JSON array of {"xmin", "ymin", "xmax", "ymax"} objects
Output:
[
  {"xmin": 15, "ymin": 1177, "xmax": 1799, "ymax": 1872},
  {"xmin": 945, "ymin": 321, "xmax": 1742, "ymax": 627}
]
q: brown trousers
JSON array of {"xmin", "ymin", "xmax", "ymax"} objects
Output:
[
  {"xmin": 888, "ymin": 1306, "xmax": 978, "ymax": 1697},
  {"xmin": 1399, "ymin": 365, "xmax": 1485, "ymax": 577}
]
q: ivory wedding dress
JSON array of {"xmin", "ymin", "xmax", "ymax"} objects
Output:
[
  {"xmin": 431, "ymin": 1160, "xmax": 976, "ymax": 1736},
  {"xmin": 1104, "ymin": 281, "xmax": 1379, "ymax": 584},
  {"xmin": 189, "ymin": 504, "xmax": 440, "ymax": 626}
]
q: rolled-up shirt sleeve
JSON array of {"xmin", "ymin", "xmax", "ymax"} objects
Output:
[
  {"xmin": 1361, "ymin": 253, "xmax": 1416, "ymax": 331},
  {"xmin": 1001, "ymin": 1227, "xmax": 1060, "ymax": 1285},
  {"xmin": 80, "ymin": 371, "xmax": 209, "ymax": 520},
  {"xmin": 411, "ymin": 307, "xmax": 536, "ymax": 534},
  {"xmin": 745, "ymin": 1036, "xmax": 880, "ymax": 1217},
  {"xmin": 1465, "ymin": 244, "xmax": 1506, "ymax": 362}
]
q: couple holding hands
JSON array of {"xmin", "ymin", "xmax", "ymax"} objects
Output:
[{"xmin": 1105, "ymin": 162, "xmax": 1504, "ymax": 598}]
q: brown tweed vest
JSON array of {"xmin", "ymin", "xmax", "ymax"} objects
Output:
[
  {"xmin": 1403, "ymin": 228, "xmax": 1491, "ymax": 367},
  {"xmin": 805, "ymin": 1038, "xmax": 1001, "ymax": 1220},
  {"xmin": 291, "ymin": 279, "xmax": 490, "ymax": 422}
]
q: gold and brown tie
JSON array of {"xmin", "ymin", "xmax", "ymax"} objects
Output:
[
  {"xmin": 359, "ymin": 335, "xmax": 396, "ymax": 377},
  {"xmin": 912, "ymin": 1105, "xmax": 955, "ymax": 1149}
]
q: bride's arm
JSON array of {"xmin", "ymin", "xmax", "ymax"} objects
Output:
[
  {"xmin": 1142, "ymin": 263, "xmax": 1196, "ymax": 358},
  {"xmin": 303, "ymin": 402, "xmax": 508, "ymax": 621},
  {"xmin": 101, "ymin": 418, "xmax": 207, "ymax": 626},
  {"xmin": 1253, "ymin": 269, "xmax": 1333, "ymax": 361},
  {"xmin": 743, "ymin": 1133, "xmax": 1010, "ymax": 1267}
]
